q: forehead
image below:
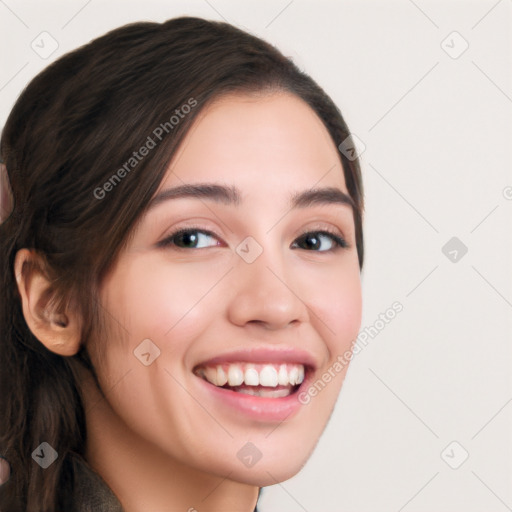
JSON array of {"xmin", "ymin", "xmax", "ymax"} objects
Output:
[{"xmin": 163, "ymin": 91, "xmax": 347, "ymax": 193}]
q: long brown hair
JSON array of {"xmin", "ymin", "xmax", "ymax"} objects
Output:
[{"xmin": 0, "ymin": 16, "xmax": 364, "ymax": 511}]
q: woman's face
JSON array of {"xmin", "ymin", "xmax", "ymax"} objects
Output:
[{"xmin": 90, "ymin": 91, "xmax": 362, "ymax": 485}]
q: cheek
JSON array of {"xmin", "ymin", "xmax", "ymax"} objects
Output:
[
  {"xmin": 331, "ymin": 277, "xmax": 362, "ymax": 347},
  {"xmin": 101, "ymin": 258, "xmax": 220, "ymax": 342},
  {"xmin": 307, "ymin": 261, "xmax": 362, "ymax": 354},
  {"xmin": 94, "ymin": 257, "xmax": 232, "ymax": 391}
]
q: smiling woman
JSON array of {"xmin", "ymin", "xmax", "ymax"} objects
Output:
[{"xmin": 0, "ymin": 16, "xmax": 364, "ymax": 512}]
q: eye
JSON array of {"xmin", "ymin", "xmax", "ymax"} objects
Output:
[
  {"xmin": 157, "ymin": 227, "xmax": 348, "ymax": 252},
  {"xmin": 291, "ymin": 230, "xmax": 348, "ymax": 252},
  {"xmin": 157, "ymin": 228, "xmax": 221, "ymax": 250}
]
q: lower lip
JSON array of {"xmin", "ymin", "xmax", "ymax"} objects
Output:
[{"xmin": 195, "ymin": 372, "xmax": 312, "ymax": 423}]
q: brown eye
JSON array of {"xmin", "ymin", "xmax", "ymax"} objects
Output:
[
  {"xmin": 292, "ymin": 231, "xmax": 348, "ymax": 252},
  {"xmin": 158, "ymin": 228, "xmax": 221, "ymax": 249}
]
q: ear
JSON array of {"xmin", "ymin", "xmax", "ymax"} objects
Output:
[{"xmin": 14, "ymin": 248, "xmax": 82, "ymax": 356}]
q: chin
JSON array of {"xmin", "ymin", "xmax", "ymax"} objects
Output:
[
  {"xmin": 215, "ymin": 434, "xmax": 318, "ymax": 487},
  {"xmin": 231, "ymin": 462, "xmax": 308, "ymax": 487}
]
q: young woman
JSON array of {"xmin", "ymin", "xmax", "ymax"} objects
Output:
[{"xmin": 0, "ymin": 16, "xmax": 364, "ymax": 512}]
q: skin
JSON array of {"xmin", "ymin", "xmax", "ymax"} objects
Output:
[{"xmin": 15, "ymin": 91, "xmax": 362, "ymax": 512}]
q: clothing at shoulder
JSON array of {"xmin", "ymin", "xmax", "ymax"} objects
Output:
[
  {"xmin": 69, "ymin": 453, "xmax": 260, "ymax": 512},
  {"xmin": 69, "ymin": 453, "xmax": 124, "ymax": 512}
]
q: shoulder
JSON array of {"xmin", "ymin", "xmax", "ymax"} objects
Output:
[{"xmin": 67, "ymin": 452, "xmax": 124, "ymax": 512}]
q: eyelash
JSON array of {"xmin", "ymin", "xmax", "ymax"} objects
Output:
[{"xmin": 157, "ymin": 226, "xmax": 349, "ymax": 252}]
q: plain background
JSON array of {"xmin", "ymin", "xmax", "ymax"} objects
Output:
[{"xmin": 1, "ymin": 1, "xmax": 511, "ymax": 510}]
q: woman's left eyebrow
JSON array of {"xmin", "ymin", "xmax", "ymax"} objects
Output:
[{"xmin": 148, "ymin": 182, "xmax": 355, "ymax": 211}]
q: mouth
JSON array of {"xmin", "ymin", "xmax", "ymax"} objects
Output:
[
  {"xmin": 193, "ymin": 362, "xmax": 310, "ymax": 399},
  {"xmin": 192, "ymin": 348, "xmax": 318, "ymax": 422}
]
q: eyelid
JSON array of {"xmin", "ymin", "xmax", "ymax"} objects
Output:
[
  {"xmin": 292, "ymin": 219, "xmax": 350, "ymax": 243},
  {"xmin": 294, "ymin": 220, "xmax": 345, "ymax": 238}
]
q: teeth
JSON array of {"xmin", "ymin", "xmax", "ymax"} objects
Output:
[
  {"xmin": 244, "ymin": 366, "xmax": 259, "ymax": 386},
  {"xmin": 259, "ymin": 366, "xmax": 278, "ymax": 387},
  {"xmin": 298, "ymin": 365, "xmax": 304, "ymax": 384},
  {"xmin": 198, "ymin": 362, "xmax": 306, "ymax": 389},
  {"xmin": 289, "ymin": 366, "xmax": 299, "ymax": 385},
  {"xmin": 278, "ymin": 364, "xmax": 288, "ymax": 386},
  {"xmin": 204, "ymin": 366, "xmax": 218, "ymax": 386},
  {"xmin": 217, "ymin": 366, "xmax": 228, "ymax": 386},
  {"xmin": 227, "ymin": 364, "xmax": 244, "ymax": 386},
  {"xmin": 237, "ymin": 387, "xmax": 293, "ymax": 398}
]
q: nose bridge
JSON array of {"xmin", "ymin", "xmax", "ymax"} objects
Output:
[{"xmin": 227, "ymin": 237, "xmax": 306, "ymax": 329}]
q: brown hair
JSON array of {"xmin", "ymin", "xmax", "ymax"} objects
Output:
[{"xmin": 0, "ymin": 16, "xmax": 364, "ymax": 511}]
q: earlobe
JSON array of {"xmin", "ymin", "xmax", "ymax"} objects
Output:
[{"xmin": 14, "ymin": 248, "xmax": 82, "ymax": 357}]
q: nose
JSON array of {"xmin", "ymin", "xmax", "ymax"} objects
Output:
[{"xmin": 226, "ymin": 245, "xmax": 308, "ymax": 331}]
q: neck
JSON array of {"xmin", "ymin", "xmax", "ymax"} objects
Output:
[{"xmin": 79, "ymin": 368, "xmax": 259, "ymax": 512}]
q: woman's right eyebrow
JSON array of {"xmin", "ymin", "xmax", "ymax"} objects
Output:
[
  {"xmin": 149, "ymin": 183, "xmax": 241, "ymax": 209},
  {"xmin": 148, "ymin": 182, "xmax": 355, "ymax": 211}
]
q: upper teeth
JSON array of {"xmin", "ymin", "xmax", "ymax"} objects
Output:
[{"xmin": 196, "ymin": 363, "xmax": 305, "ymax": 388}]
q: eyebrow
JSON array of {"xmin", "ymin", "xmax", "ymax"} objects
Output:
[{"xmin": 147, "ymin": 182, "xmax": 355, "ymax": 211}]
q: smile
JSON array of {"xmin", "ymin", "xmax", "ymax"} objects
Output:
[{"xmin": 194, "ymin": 362, "xmax": 307, "ymax": 398}]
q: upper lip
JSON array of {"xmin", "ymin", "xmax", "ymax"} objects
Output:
[{"xmin": 194, "ymin": 347, "xmax": 318, "ymax": 371}]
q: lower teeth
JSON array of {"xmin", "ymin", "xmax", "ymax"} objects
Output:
[{"xmin": 230, "ymin": 386, "xmax": 294, "ymax": 398}]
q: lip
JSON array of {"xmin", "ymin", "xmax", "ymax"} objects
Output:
[
  {"xmin": 194, "ymin": 365, "xmax": 314, "ymax": 422},
  {"xmin": 192, "ymin": 348, "xmax": 319, "ymax": 422}
]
